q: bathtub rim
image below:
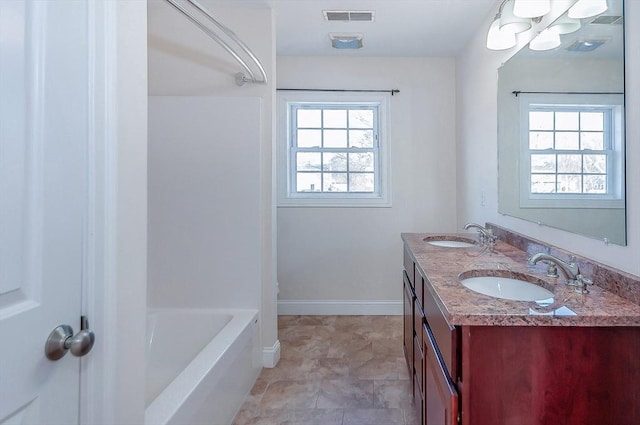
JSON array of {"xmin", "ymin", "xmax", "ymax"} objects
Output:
[{"xmin": 144, "ymin": 308, "xmax": 259, "ymax": 425}]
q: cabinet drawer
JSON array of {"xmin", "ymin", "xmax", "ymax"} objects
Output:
[
  {"xmin": 424, "ymin": 325, "xmax": 458, "ymax": 425},
  {"xmin": 413, "ymin": 334, "xmax": 424, "ymax": 395},
  {"xmin": 413, "ymin": 374, "xmax": 424, "ymax": 424},
  {"xmin": 423, "ymin": 276, "xmax": 458, "ymax": 379},
  {"xmin": 403, "ymin": 275, "xmax": 413, "ymax": 374},
  {"xmin": 415, "ymin": 271, "xmax": 424, "ymax": 310},
  {"xmin": 414, "ymin": 297, "xmax": 424, "ymax": 347},
  {"xmin": 403, "ymin": 244, "xmax": 415, "ymax": 289}
]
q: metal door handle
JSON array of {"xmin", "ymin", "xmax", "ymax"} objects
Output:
[{"xmin": 45, "ymin": 317, "xmax": 95, "ymax": 361}]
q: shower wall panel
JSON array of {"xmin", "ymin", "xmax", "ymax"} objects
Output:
[{"xmin": 148, "ymin": 96, "xmax": 261, "ymax": 310}]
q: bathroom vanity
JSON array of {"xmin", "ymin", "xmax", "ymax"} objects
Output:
[{"xmin": 402, "ymin": 228, "xmax": 640, "ymax": 425}]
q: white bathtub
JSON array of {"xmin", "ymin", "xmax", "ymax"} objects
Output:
[{"xmin": 145, "ymin": 309, "xmax": 261, "ymax": 425}]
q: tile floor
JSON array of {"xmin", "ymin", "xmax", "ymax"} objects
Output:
[{"xmin": 233, "ymin": 315, "xmax": 420, "ymax": 425}]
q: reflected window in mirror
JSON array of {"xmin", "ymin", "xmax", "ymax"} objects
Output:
[{"xmin": 518, "ymin": 93, "xmax": 624, "ymax": 209}]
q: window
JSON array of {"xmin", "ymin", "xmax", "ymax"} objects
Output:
[
  {"xmin": 519, "ymin": 93, "xmax": 624, "ymax": 209},
  {"xmin": 528, "ymin": 107, "xmax": 610, "ymax": 195},
  {"xmin": 277, "ymin": 92, "xmax": 390, "ymax": 207}
]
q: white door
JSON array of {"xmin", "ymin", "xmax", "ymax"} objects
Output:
[{"xmin": 0, "ymin": 0, "xmax": 90, "ymax": 423}]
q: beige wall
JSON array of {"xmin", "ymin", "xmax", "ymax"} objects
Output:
[{"xmin": 276, "ymin": 56, "xmax": 458, "ymax": 310}]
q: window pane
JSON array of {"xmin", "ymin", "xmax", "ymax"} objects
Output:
[
  {"xmin": 297, "ymin": 129, "xmax": 321, "ymax": 147},
  {"xmin": 530, "ymin": 111, "xmax": 554, "ymax": 130},
  {"xmin": 323, "ymin": 152, "xmax": 347, "ymax": 171},
  {"xmin": 581, "ymin": 132, "xmax": 604, "ymax": 150},
  {"xmin": 348, "ymin": 152, "xmax": 374, "ymax": 172},
  {"xmin": 297, "ymin": 109, "xmax": 321, "ymax": 128},
  {"xmin": 584, "ymin": 175, "xmax": 606, "ymax": 193},
  {"xmin": 531, "ymin": 154, "xmax": 555, "ymax": 173},
  {"xmin": 524, "ymin": 104, "xmax": 615, "ymax": 200},
  {"xmin": 323, "ymin": 109, "xmax": 347, "ymax": 128},
  {"xmin": 296, "ymin": 152, "xmax": 321, "ymax": 171},
  {"xmin": 557, "ymin": 154, "xmax": 582, "ymax": 173},
  {"xmin": 531, "ymin": 174, "xmax": 556, "ymax": 193},
  {"xmin": 584, "ymin": 154, "xmax": 606, "ymax": 173},
  {"xmin": 349, "ymin": 130, "xmax": 374, "ymax": 148},
  {"xmin": 349, "ymin": 173, "xmax": 375, "ymax": 192},
  {"xmin": 580, "ymin": 112, "xmax": 604, "ymax": 131},
  {"xmin": 324, "ymin": 172, "xmax": 347, "ymax": 192},
  {"xmin": 555, "ymin": 111, "xmax": 579, "ymax": 130},
  {"xmin": 288, "ymin": 101, "xmax": 384, "ymax": 203},
  {"xmin": 296, "ymin": 173, "xmax": 321, "ymax": 192},
  {"xmin": 555, "ymin": 132, "xmax": 579, "ymax": 150},
  {"xmin": 529, "ymin": 132, "xmax": 553, "ymax": 150},
  {"xmin": 349, "ymin": 110, "xmax": 374, "ymax": 128},
  {"xmin": 558, "ymin": 175, "xmax": 582, "ymax": 193},
  {"xmin": 323, "ymin": 129, "xmax": 347, "ymax": 148}
]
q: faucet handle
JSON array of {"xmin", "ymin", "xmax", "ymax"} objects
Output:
[
  {"xmin": 545, "ymin": 262, "xmax": 559, "ymax": 278},
  {"xmin": 570, "ymin": 274, "xmax": 593, "ymax": 294},
  {"xmin": 579, "ymin": 275, "xmax": 593, "ymax": 285}
]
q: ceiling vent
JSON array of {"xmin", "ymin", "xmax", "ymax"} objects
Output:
[
  {"xmin": 589, "ymin": 15, "xmax": 623, "ymax": 25},
  {"xmin": 567, "ymin": 39, "xmax": 607, "ymax": 52},
  {"xmin": 323, "ymin": 10, "xmax": 375, "ymax": 22}
]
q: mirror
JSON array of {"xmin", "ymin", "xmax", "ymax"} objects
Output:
[{"xmin": 498, "ymin": 0, "xmax": 626, "ymax": 245}]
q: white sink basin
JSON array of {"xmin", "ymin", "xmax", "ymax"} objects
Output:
[
  {"xmin": 423, "ymin": 236, "xmax": 476, "ymax": 248},
  {"xmin": 459, "ymin": 274, "xmax": 554, "ymax": 302},
  {"xmin": 427, "ymin": 240, "xmax": 476, "ymax": 248}
]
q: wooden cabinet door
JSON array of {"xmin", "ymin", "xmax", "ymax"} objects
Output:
[
  {"xmin": 404, "ymin": 245, "xmax": 415, "ymax": 289},
  {"xmin": 424, "ymin": 325, "xmax": 458, "ymax": 425},
  {"xmin": 403, "ymin": 272, "xmax": 414, "ymax": 374},
  {"xmin": 422, "ymin": 275, "xmax": 458, "ymax": 379}
]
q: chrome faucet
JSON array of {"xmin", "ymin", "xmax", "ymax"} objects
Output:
[
  {"xmin": 528, "ymin": 253, "xmax": 592, "ymax": 294},
  {"xmin": 464, "ymin": 223, "xmax": 496, "ymax": 246}
]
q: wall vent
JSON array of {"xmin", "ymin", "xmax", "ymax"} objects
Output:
[{"xmin": 323, "ymin": 10, "xmax": 375, "ymax": 22}]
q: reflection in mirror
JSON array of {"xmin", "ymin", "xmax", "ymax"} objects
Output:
[{"xmin": 498, "ymin": 0, "xmax": 626, "ymax": 245}]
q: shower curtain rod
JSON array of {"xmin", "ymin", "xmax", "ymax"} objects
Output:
[
  {"xmin": 513, "ymin": 90, "xmax": 623, "ymax": 97},
  {"xmin": 163, "ymin": 0, "xmax": 268, "ymax": 86},
  {"xmin": 277, "ymin": 88, "xmax": 400, "ymax": 95}
]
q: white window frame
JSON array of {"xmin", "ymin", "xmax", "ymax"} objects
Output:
[
  {"xmin": 277, "ymin": 91, "xmax": 391, "ymax": 207},
  {"xmin": 518, "ymin": 93, "xmax": 625, "ymax": 209}
]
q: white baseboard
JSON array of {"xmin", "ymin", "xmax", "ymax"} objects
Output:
[
  {"xmin": 277, "ymin": 300, "xmax": 402, "ymax": 316},
  {"xmin": 262, "ymin": 340, "xmax": 281, "ymax": 368}
]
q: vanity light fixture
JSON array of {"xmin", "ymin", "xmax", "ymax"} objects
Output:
[
  {"xmin": 486, "ymin": 0, "xmax": 517, "ymax": 50},
  {"xmin": 486, "ymin": 0, "xmax": 544, "ymax": 51},
  {"xmin": 499, "ymin": 0, "xmax": 532, "ymax": 34},
  {"xmin": 487, "ymin": 15, "xmax": 517, "ymax": 50},
  {"xmin": 568, "ymin": 0, "xmax": 608, "ymax": 19},
  {"xmin": 487, "ymin": 0, "xmax": 593, "ymax": 51},
  {"xmin": 513, "ymin": 0, "xmax": 551, "ymax": 18},
  {"xmin": 529, "ymin": 27, "xmax": 561, "ymax": 50},
  {"xmin": 549, "ymin": 14, "xmax": 582, "ymax": 34}
]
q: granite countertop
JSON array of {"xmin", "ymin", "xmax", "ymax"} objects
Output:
[{"xmin": 402, "ymin": 232, "xmax": 640, "ymax": 327}]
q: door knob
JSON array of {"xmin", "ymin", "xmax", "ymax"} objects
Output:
[{"xmin": 45, "ymin": 317, "xmax": 95, "ymax": 361}]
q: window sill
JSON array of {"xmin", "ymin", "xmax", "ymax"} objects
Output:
[
  {"xmin": 520, "ymin": 197, "xmax": 625, "ymax": 209},
  {"xmin": 277, "ymin": 194, "xmax": 392, "ymax": 208}
]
